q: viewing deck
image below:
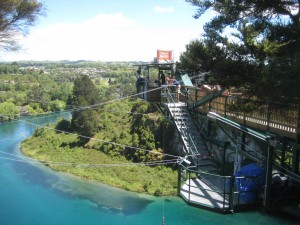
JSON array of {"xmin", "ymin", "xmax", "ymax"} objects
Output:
[
  {"xmin": 146, "ymin": 85, "xmax": 299, "ymax": 140},
  {"xmin": 180, "ymin": 177, "xmax": 230, "ymax": 210},
  {"xmin": 134, "ymin": 67, "xmax": 300, "ymax": 213}
]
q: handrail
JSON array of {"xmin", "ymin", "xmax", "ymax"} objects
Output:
[
  {"xmin": 163, "ymin": 89, "xmax": 200, "ymax": 157},
  {"xmin": 187, "ymin": 133, "xmax": 199, "ymax": 156},
  {"xmin": 187, "ymin": 88, "xmax": 298, "ymax": 137},
  {"xmin": 180, "ymin": 168, "xmax": 233, "ymax": 211}
]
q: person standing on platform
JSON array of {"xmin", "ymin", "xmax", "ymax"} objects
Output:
[
  {"xmin": 136, "ymin": 75, "xmax": 145, "ymax": 98},
  {"xmin": 160, "ymin": 72, "xmax": 166, "ymax": 85},
  {"xmin": 165, "ymin": 73, "xmax": 174, "ymax": 95},
  {"xmin": 173, "ymin": 78, "xmax": 181, "ymax": 102},
  {"xmin": 166, "ymin": 73, "xmax": 174, "ymax": 86}
]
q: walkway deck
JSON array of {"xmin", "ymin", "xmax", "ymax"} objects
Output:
[{"xmin": 180, "ymin": 177, "xmax": 230, "ymax": 211}]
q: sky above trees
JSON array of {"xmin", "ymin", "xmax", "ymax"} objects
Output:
[{"xmin": 1, "ymin": 0, "xmax": 213, "ymax": 62}]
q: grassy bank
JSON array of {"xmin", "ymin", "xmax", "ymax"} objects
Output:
[{"xmin": 21, "ymin": 127, "xmax": 178, "ymax": 196}]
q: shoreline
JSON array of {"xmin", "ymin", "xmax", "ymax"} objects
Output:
[{"xmin": 20, "ymin": 131, "xmax": 178, "ymax": 196}]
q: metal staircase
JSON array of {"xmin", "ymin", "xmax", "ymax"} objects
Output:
[
  {"xmin": 162, "ymin": 88, "xmax": 230, "ymax": 212},
  {"xmin": 166, "ymin": 103, "xmax": 215, "ymax": 172},
  {"xmin": 166, "ymin": 103, "xmax": 231, "ymax": 212}
]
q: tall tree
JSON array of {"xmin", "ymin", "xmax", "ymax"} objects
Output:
[
  {"xmin": 70, "ymin": 75, "xmax": 100, "ymax": 141},
  {"xmin": 182, "ymin": 0, "xmax": 300, "ymax": 104},
  {"xmin": 0, "ymin": 0, "xmax": 45, "ymax": 51}
]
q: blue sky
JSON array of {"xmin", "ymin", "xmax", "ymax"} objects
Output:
[{"xmin": 3, "ymin": 0, "xmax": 213, "ymax": 62}]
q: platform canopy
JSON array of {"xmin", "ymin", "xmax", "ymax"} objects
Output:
[{"xmin": 181, "ymin": 74, "xmax": 193, "ymax": 86}]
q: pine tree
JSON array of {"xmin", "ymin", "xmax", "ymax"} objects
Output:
[
  {"xmin": 182, "ymin": 0, "xmax": 300, "ymax": 104},
  {"xmin": 0, "ymin": 0, "xmax": 45, "ymax": 51},
  {"xmin": 70, "ymin": 75, "xmax": 100, "ymax": 141}
]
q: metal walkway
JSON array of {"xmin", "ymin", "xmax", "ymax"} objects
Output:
[
  {"xmin": 180, "ymin": 177, "xmax": 229, "ymax": 210},
  {"xmin": 166, "ymin": 103, "xmax": 215, "ymax": 172},
  {"xmin": 162, "ymin": 88, "xmax": 300, "ymax": 213},
  {"xmin": 165, "ymin": 103, "xmax": 232, "ymax": 212}
]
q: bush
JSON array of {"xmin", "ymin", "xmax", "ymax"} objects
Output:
[
  {"xmin": 51, "ymin": 99, "xmax": 66, "ymax": 111},
  {"xmin": 55, "ymin": 119, "xmax": 71, "ymax": 132},
  {"xmin": 154, "ymin": 188, "xmax": 162, "ymax": 196}
]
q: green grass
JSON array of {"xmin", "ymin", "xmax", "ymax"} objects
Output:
[{"xmin": 21, "ymin": 128, "xmax": 178, "ymax": 196}]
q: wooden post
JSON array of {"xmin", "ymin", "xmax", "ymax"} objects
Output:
[{"xmin": 224, "ymin": 96, "xmax": 228, "ymax": 118}]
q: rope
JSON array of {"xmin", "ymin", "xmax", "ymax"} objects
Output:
[
  {"xmin": 0, "ymin": 151, "xmax": 178, "ymax": 168},
  {"xmin": 0, "ymin": 85, "xmax": 181, "ymax": 165},
  {"xmin": 0, "ymin": 86, "xmax": 166, "ymax": 121},
  {"xmin": 18, "ymin": 119, "xmax": 179, "ymax": 160}
]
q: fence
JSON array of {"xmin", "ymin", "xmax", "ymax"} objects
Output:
[
  {"xmin": 186, "ymin": 88, "xmax": 299, "ymax": 139},
  {"xmin": 179, "ymin": 165, "xmax": 265, "ymax": 213}
]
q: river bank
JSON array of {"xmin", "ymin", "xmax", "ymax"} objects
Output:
[{"xmin": 20, "ymin": 126, "xmax": 178, "ymax": 196}]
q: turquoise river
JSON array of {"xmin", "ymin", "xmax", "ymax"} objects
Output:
[{"xmin": 0, "ymin": 113, "xmax": 299, "ymax": 225}]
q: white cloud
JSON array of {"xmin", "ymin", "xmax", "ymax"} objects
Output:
[
  {"xmin": 154, "ymin": 6, "xmax": 174, "ymax": 13},
  {"xmin": 2, "ymin": 13, "xmax": 200, "ymax": 62}
]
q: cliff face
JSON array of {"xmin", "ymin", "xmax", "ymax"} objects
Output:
[
  {"xmin": 169, "ymin": 126, "xmax": 184, "ymax": 155},
  {"xmin": 82, "ymin": 99, "xmax": 183, "ymax": 162}
]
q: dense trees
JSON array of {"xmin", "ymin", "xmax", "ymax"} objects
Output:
[
  {"xmin": 0, "ymin": 64, "xmax": 20, "ymax": 74},
  {"xmin": 82, "ymin": 99, "xmax": 169, "ymax": 162},
  {"xmin": 0, "ymin": 0, "xmax": 45, "ymax": 51},
  {"xmin": 0, "ymin": 101, "xmax": 19, "ymax": 122},
  {"xmin": 0, "ymin": 61, "xmax": 136, "ymax": 121},
  {"xmin": 181, "ymin": 0, "xmax": 300, "ymax": 104},
  {"xmin": 0, "ymin": 66, "xmax": 73, "ymax": 115}
]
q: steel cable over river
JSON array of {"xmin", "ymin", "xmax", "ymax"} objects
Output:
[{"xmin": 0, "ymin": 113, "xmax": 299, "ymax": 225}]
